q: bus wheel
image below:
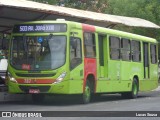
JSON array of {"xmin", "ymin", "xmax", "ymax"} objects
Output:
[
  {"xmin": 32, "ymin": 94, "xmax": 45, "ymax": 103},
  {"xmin": 121, "ymin": 78, "xmax": 138, "ymax": 99},
  {"xmin": 82, "ymin": 81, "xmax": 91, "ymax": 104},
  {"xmin": 129, "ymin": 78, "xmax": 139, "ymax": 99}
]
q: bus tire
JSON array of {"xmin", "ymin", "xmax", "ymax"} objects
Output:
[
  {"xmin": 32, "ymin": 94, "xmax": 45, "ymax": 103},
  {"xmin": 81, "ymin": 81, "xmax": 91, "ymax": 104},
  {"xmin": 121, "ymin": 78, "xmax": 138, "ymax": 99}
]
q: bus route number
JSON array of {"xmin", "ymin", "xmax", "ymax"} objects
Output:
[
  {"xmin": 19, "ymin": 25, "xmax": 55, "ymax": 32},
  {"xmin": 24, "ymin": 78, "xmax": 31, "ymax": 84},
  {"xmin": 20, "ymin": 26, "xmax": 34, "ymax": 32}
]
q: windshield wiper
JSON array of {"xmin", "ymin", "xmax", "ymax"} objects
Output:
[
  {"xmin": 23, "ymin": 34, "xmax": 28, "ymax": 52},
  {"xmin": 23, "ymin": 34, "xmax": 29, "ymax": 64}
]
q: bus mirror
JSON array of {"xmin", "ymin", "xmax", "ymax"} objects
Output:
[
  {"xmin": 48, "ymin": 34, "xmax": 53, "ymax": 40},
  {"xmin": 70, "ymin": 37, "xmax": 77, "ymax": 49},
  {"xmin": 2, "ymin": 39, "xmax": 8, "ymax": 50}
]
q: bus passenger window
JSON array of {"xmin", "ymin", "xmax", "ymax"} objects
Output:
[
  {"xmin": 84, "ymin": 32, "xmax": 96, "ymax": 58},
  {"xmin": 70, "ymin": 37, "xmax": 82, "ymax": 69},
  {"xmin": 131, "ymin": 40, "xmax": 141, "ymax": 62},
  {"xmin": 150, "ymin": 44, "xmax": 157, "ymax": 64},
  {"xmin": 121, "ymin": 38, "xmax": 131, "ymax": 61},
  {"xmin": 109, "ymin": 36, "xmax": 120, "ymax": 60}
]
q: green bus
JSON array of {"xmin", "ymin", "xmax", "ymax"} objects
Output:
[{"xmin": 7, "ymin": 20, "xmax": 158, "ymax": 103}]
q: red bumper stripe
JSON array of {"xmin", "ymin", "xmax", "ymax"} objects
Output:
[{"xmin": 16, "ymin": 79, "xmax": 55, "ymax": 84}]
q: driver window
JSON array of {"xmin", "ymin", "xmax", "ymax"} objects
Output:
[{"xmin": 70, "ymin": 37, "xmax": 82, "ymax": 70}]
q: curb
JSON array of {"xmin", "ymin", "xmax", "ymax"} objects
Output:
[
  {"xmin": 0, "ymin": 92, "xmax": 25, "ymax": 102},
  {"xmin": 153, "ymin": 86, "xmax": 160, "ymax": 91}
]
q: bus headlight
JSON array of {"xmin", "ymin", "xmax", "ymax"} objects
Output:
[
  {"xmin": 54, "ymin": 72, "xmax": 66, "ymax": 84},
  {"xmin": 8, "ymin": 72, "xmax": 17, "ymax": 83}
]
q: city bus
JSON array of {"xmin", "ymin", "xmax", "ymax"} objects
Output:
[{"xmin": 6, "ymin": 19, "xmax": 158, "ymax": 103}]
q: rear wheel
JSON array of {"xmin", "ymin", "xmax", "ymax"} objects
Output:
[
  {"xmin": 129, "ymin": 78, "xmax": 138, "ymax": 99},
  {"xmin": 121, "ymin": 78, "xmax": 138, "ymax": 99}
]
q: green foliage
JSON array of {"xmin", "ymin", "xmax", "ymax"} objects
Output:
[
  {"xmin": 105, "ymin": 0, "xmax": 160, "ymax": 39},
  {"xmin": 31, "ymin": 0, "xmax": 58, "ymax": 4},
  {"xmin": 64, "ymin": 0, "xmax": 108, "ymax": 13}
]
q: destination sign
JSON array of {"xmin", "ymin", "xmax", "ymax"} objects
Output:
[{"xmin": 13, "ymin": 24, "xmax": 67, "ymax": 33}]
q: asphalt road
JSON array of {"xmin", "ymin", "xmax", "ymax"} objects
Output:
[{"xmin": 0, "ymin": 89, "xmax": 160, "ymax": 120}]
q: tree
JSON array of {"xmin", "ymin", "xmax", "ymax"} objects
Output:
[
  {"xmin": 64, "ymin": 0, "xmax": 108, "ymax": 13},
  {"xmin": 105, "ymin": 0, "xmax": 160, "ymax": 39}
]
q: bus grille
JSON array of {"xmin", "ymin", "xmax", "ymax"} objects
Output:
[
  {"xmin": 19, "ymin": 85, "xmax": 51, "ymax": 93},
  {"xmin": 16, "ymin": 73, "xmax": 56, "ymax": 77}
]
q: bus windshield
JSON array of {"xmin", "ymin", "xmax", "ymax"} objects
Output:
[{"xmin": 10, "ymin": 35, "xmax": 66, "ymax": 70}]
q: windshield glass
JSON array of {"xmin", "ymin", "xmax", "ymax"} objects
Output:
[{"xmin": 11, "ymin": 35, "xmax": 66, "ymax": 70}]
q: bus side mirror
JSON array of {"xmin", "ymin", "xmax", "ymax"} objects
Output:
[{"xmin": 70, "ymin": 37, "xmax": 77, "ymax": 49}]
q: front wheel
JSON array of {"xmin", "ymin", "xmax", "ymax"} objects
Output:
[{"xmin": 81, "ymin": 81, "xmax": 91, "ymax": 104}]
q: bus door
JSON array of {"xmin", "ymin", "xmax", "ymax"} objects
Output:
[
  {"xmin": 143, "ymin": 42, "xmax": 149, "ymax": 79},
  {"xmin": 98, "ymin": 34, "xmax": 107, "ymax": 78}
]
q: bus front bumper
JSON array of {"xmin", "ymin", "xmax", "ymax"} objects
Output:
[{"xmin": 8, "ymin": 79, "xmax": 83, "ymax": 94}]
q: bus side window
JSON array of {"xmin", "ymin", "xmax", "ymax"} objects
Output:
[
  {"xmin": 70, "ymin": 37, "xmax": 82, "ymax": 69},
  {"xmin": 131, "ymin": 40, "xmax": 141, "ymax": 62},
  {"xmin": 109, "ymin": 36, "xmax": 120, "ymax": 60},
  {"xmin": 150, "ymin": 44, "xmax": 157, "ymax": 64},
  {"xmin": 121, "ymin": 38, "xmax": 131, "ymax": 61}
]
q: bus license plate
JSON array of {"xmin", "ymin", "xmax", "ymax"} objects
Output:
[{"xmin": 29, "ymin": 89, "xmax": 40, "ymax": 94}]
